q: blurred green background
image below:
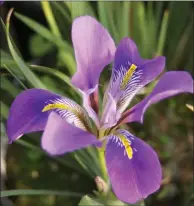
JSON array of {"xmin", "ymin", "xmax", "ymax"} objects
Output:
[{"xmin": 0, "ymin": 1, "xmax": 193, "ymax": 206}]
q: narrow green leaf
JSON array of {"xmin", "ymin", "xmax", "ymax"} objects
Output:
[
  {"xmin": 156, "ymin": 2, "xmax": 164, "ymax": 29},
  {"xmin": 0, "ymin": 101, "xmax": 9, "ymax": 119},
  {"xmin": 29, "ymin": 34, "xmax": 53, "ymax": 57},
  {"xmin": 41, "ymin": 1, "xmax": 62, "ymax": 37},
  {"xmin": 168, "ymin": 17, "xmax": 193, "ymax": 69},
  {"xmin": 14, "ymin": 12, "xmax": 73, "ymax": 52},
  {"xmin": 66, "ymin": 2, "xmax": 95, "ymax": 19},
  {"xmin": 14, "ymin": 12, "xmax": 76, "ymax": 74},
  {"xmin": 1, "ymin": 76, "xmax": 21, "ymax": 97},
  {"xmin": 97, "ymin": 2, "xmax": 119, "ymax": 43},
  {"xmin": 98, "ymin": 2, "xmax": 109, "ymax": 29},
  {"xmin": 3, "ymin": 64, "xmax": 27, "ymax": 89},
  {"xmin": 0, "ymin": 189, "xmax": 83, "ymax": 198},
  {"xmin": 4, "ymin": 12, "xmax": 46, "ymax": 89},
  {"xmin": 166, "ymin": 2, "xmax": 192, "ymax": 60},
  {"xmin": 147, "ymin": 1, "xmax": 157, "ymax": 55},
  {"xmin": 16, "ymin": 139, "xmax": 87, "ymax": 175},
  {"xmin": 156, "ymin": 11, "xmax": 169, "ymax": 55},
  {"xmin": 120, "ymin": 1, "xmax": 131, "ymax": 38},
  {"xmin": 0, "ymin": 18, "xmax": 22, "ymax": 56},
  {"xmin": 1, "ymin": 51, "xmax": 79, "ymax": 97},
  {"xmin": 131, "ymin": 2, "xmax": 147, "ymax": 57},
  {"xmin": 30, "ymin": 65, "xmax": 78, "ymax": 95},
  {"xmin": 51, "ymin": 2, "xmax": 71, "ymax": 22},
  {"xmin": 73, "ymin": 153, "xmax": 94, "ymax": 178}
]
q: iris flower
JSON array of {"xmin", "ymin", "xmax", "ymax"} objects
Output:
[{"xmin": 7, "ymin": 16, "xmax": 193, "ymax": 203}]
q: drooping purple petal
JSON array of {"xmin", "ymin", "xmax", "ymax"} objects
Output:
[
  {"xmin": 71, "ymin": 16, "xmax": 116, "ymax": 92},
  {"xmin": 104, "ymin": 37, "xmax": 165, "ymax": 115},
  {"xmin": 41, "ymin": 112, "xmax": 100, "ymax": 155},
  {"xmin": 6, "ymin": 89, "xmax": 91, "ymax": 143},
  {"xmin": 105, "ymin": 130, "xmax": 162, "ymax": 204},
  {"xmin": 122, "ymin": 71, "xmax": 194, "ymax": 124}
]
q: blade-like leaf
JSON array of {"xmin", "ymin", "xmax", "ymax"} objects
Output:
[
  {"xmin": 14, "ymin": 11, "xmax": 76, "ymax": 74},
  {"xmin": 97, "ymin": 2, "xmax": 119, "ymax": 43},
  {"xmin": 131, "ymin": 2, "xmax": 147, "ymax": 57},
  {"xmin": 0, "ymin": 101, "xmax": 9, "ymax": 119},
  {"xmin": 66, "ymin": 2, "xmax": 96, "ymax": 19},
  {"xmin": 3, "ymin": 11, "xmax": 46, "ymax": 89},
  {"xmin": 41, "ymin": 1, "xmax": 62, "ymax": 38},
  {"xmin": 120, "ymin": 1, "xmax": 131, "ymax": 38},
  {"xmin": 3, "ymin": 64, "xmax": 27, "ymax": 89},
  {"xmin": 51, "ymin": 2, "xmax": 71, "ymax": 22},
  {"xmin": 14, "ymin": 12, "xmax": 72, "ymax": 51},
  {"xmin": 166, "ymin": 2, "xmax": 192, "ymax": 60},
  {"xmin": 0, "ymin": 189, "xmax": 83, "ymax": 198},
  {"xmin": 156, "ymin": 11, "xmax": 169, "ymax": 55}
]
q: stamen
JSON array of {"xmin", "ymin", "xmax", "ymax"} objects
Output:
[
  {"xmin": 118, "ymin": 134, "xmax": 133, "ymax": 159},
  {"xmin": 42, "ymin": 103, "xmax": 73, "ymax": 112},
  {"xmin": 121, "ymin": 64, "xmax": 137, "ymax": 90}
]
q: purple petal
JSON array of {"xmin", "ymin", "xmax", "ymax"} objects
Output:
[
  {"xmin": 105, "ymin": 37, "xmax": 165, "ymax": 114},
  {"xmin": 41, "ymin": 112, "xmax": 100, "ymax": 155},
  {"xmin": 101, "ymin": 92, "xmax": 119, "ymax": 129},
  {"xmin": 71, "ymin": 16, "xmax": 116, "ymax": 92},
  {"xmin": 81, "ymin": 88, "xmax": 100, "ymax": 129},
  {"xmin": 6, "ymin": 89, "xmax": 90, "ymax": 143},
  {"xmin": 105, "ymin": 130, "xmax": 162, "ymax": 204},
  {"xmin": 122, "ymin": 71, "xmax": 194, "ymax": 124}
]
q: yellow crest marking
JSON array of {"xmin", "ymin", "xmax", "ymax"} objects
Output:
[
  {"xmin": 42, "ymin": 102, "xmax": 92, "ymax": 132},
  {"xmin": 121, "ymin": 64, "xmax": 137, "ymax": 90},
  {"xmin": 42, "ymin": 103, "xmax": 73, "ymax": 112},
  {"xmin": 118, "ymin": 134, "xmax": 133, "ymax": 159}
]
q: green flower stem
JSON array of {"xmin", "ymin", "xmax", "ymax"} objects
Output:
[
  {"xmin": 98, "ymin": 148, "xmax": 108, "ymax": 182},
  {"xmin": 98, "ymin": 129, "xmax": 108, "ymax": 181}
]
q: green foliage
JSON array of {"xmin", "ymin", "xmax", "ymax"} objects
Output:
[{"xmin": 1, "ymin": 1, "xmax": 193, "ymax": 206}]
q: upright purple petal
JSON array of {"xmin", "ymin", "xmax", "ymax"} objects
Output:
[
  {"xmin": 101, "ymin": 92, "xmax": 119, "ymax": 129},
  {"xmin": 104, "ymin": 37, "xmax": 165, "ymax": 116},
  {"xmin": 105, "ymin": 130, "xmax": 162, "ymax": 204},
  {"xmin": 122, "ymin": 71, "xmax": 193, "ymax": 124},
  {"xmin": 41, "ymin": 112, "xmax": 100, "ymax": 155},
  {"xmin": 6, "ymin": 89, "xmax": 90, "ymax": 143},
  {"xmin": 81, "ymin": 88, "xmax": 100, "ymax": 129},
  {"xmin": 71, "ymin": 16, "xmax": 116, "ymax": 92}
]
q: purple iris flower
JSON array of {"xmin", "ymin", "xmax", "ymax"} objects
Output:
[{"xmin": 6, "ymin": 16, "xmax": 193, "ymax": 203}]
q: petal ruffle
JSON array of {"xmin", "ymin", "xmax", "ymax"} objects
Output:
[
  {"xmin": 71, "ymin": 16, "xmax": 116, "ymax": 92},
  {"xmin": 122, "ymin": 71, "xmax": 194, "ymax": 124},
  {"xmin": 41, "ymin": 112, "xmax": 100, "ymax": 155},
  {"xmin": 104, "ymin": 37, "xmax": 165, "ymax": 116},
  {"xmin": 6, "ymin": 89, "xmax": 90, "ymax": 143},
  {"xmin": 105, "ymin": 130, "xmax": 162, "ymax": 204}
]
